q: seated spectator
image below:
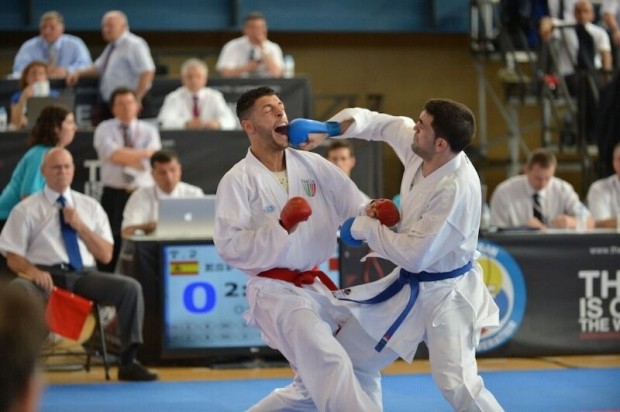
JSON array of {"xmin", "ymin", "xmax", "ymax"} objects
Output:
[
  {"xmin": 0, "ymin": 147, "xmax": 158, "ymax": 382},
  {"xmin": 601, "ymin": 0, "xmax": 620, "ymax": 70},
  {"xmin": 326, "ymin": 140, "xmax": 357, "ymax": 178},
  {"xmin": 0, "ymin": 281, "xmax": 47, "ymax": 412},
  {"xmin": 0, "ymin": 105, "xmax": 77, "ymax": 231},
  {"xmin": 326, "ymin": 140, "xmax": 370, "ymax": 202},
  {"xmin": 121, "ymin": 150, "xmax": 204, "ymax": 236},
  {"xmin": 216, "ymin": 11, "xmax": 283, "ymax": 78},
  {"xmin": 490, "ymin": 147, "xmax": 593, "ymax": 229},
  {"xmin": 587, "ymin": 141, "xmax": 620, "ymax": 227},
  {"xmin": 10, "ymin": 61, "xmax": 59, "ymax": 130},
  {"xmin": 11, "ymin": 11, "xmax": 92, "ymax": 79},
  {"xmin": 158, "ymin": 58, "xmax": 237, "ymax": 130}
]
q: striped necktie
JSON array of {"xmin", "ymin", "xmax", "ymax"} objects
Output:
[
  {"xmin": 532, "ymin": 192, "xmax": 545, "ymax": 223},
  {"xmin": 121, "ymin": 124, "xmax": 132, "ymax": 147}
]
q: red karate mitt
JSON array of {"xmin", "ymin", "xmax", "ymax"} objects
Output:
[
  {"xmin": 369, "ymin": 199, "xmax": 400, "ymax": 227},
  {"xmin": 280, "ymin": 196, "xmax": 312, "ymax": 233}
]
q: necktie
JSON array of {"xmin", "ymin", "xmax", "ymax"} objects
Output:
[
  {"xmin": 533, "ymin": 192, "xmax": 545, "ymax": 223},
  {"xmin": 192, "ymin": 95, "xmax": 200, "ymax": 118},
  {"xmin": 48, "ymin": 43, "xmax": 58, "ymax": 66},
  {"xmin": 120, "ymin": 125, "xmax": 136, "ymax": 185},
  {"xmin": 121, "ymin": 124, "xmax": 132, "ymax": 148},
  {"xmin": 100, "ymin": 43, "xmax": 116, "ymax": 76},
  {"xmin": 57, "ymin": 195, "xmax": 83, "ymax": 270}
]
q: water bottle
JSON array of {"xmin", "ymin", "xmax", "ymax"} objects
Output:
[
  {"xmin": 0, "ymin": 106, "xmax": 7, "ymax": 132},
  {"xmin": 283, "ymin": 55, "xmax": 295, "ymax": 78},
  {"xmin": 576, "ymin": 203, "xmax": 588, "ymax": 232}
]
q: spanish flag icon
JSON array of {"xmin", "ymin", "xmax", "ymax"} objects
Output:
[{"xmin": 170, "ymin": 261, "xmax": 200, "ymax": 275}]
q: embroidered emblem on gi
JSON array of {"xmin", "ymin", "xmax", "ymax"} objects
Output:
[
  {"xmin": 301, "ymin": 179, "xmax": 316, "ymax": 197},
  {"xmin": 264, "ymin": 205, "xmax": 276, "ymax": 213}
]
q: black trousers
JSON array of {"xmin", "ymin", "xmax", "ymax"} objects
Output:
[{"xmin": 100, "ymin": 187, "xmax": 132, "ymax": 273}]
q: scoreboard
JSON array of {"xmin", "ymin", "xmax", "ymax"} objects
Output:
[{"xmin": 161, "ymin": 243, "xmax": 339, "ymax": 353}]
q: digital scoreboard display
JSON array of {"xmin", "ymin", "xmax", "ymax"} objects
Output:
[{"xmin": 161, "ymin": 243, "xmax": 339, "ymax": 352}]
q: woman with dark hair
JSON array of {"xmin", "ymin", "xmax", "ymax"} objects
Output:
[
  {"xmin": 10, "ymin": 60, "xmax": 59, "ymax": 130},
  {"xmin": 0, "ymin": 105, "xmax": 76, "ymax": 230}
]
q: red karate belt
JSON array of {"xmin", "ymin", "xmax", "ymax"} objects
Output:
[
  {"xmin": 258, "ymin": 267, "xmax": 338, "ymax": 291},
  {"xmin": 46, "ymin": 287, "xmax": 94, "ymax": 341}
]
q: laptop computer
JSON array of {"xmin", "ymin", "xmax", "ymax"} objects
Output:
[
  {"xmin": 27, "ymin": 95, "xmax": 75, "ymax": 128},
  {"xmin": 156, "ymin": 195, "xmax": 216, "ymax": 238}
]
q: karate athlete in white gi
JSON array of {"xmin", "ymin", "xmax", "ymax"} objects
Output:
[
  {"xmin": 298, "ymin": 100, "xmax": 503, "ymax": 411},
  {"xmin": 214, "ymin": 87, "xmax": 400, "ymax": 411}
]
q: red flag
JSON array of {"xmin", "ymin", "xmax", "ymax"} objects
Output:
[{"xmin": 46, "ymin": 287, "xmax": 93, "ymax": 341}]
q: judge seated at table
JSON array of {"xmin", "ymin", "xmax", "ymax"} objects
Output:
[
  {"xmin": 121, "ymin": 150, "xmax": 204, "ymax": 236},
  {"xmin": 157, "ymin": 58, "xmax": 237, "ymax": 130},
  {"xmin": 587, "ymin": 141, "xmax": 620, "ymax": 228},
  {"xmin": 490, "ymin": 148, "xmax": 594, "ymax": 230}
]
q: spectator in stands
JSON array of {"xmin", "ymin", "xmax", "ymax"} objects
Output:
[
  {"xmin": 157, "ymin": 58, "xmax": 237, "ymax": 130},
  {"xmin": 571, "ymin": 1, "xmax": 612, "ymax": 77},
  {"xmin": 66, "ymin": 10, "xmax": 156, "ymax": 122},
  {"xmin": 326, "ymin": 140, "xmax": 370, "ymax": 202},
  {"xmin": 326, "ymin": 140, "xmax": 357, "ymax": 178},
  {"xmin": 0, "ymin": 105, "xmax": 77, "ymax": 231},
  {"xmin": 93, "ymin": 87, "xmax": 161, "ymax": 272},
  {"xmin": 216, "ymin": 11, "xmax": 283, "ymax": 78},
  {"xmin": 490, "ymin": 147, "xmax": 593, "ymax": 229},
  {"xmin": 0, "ymin": 281, "xmax": 47, "ymax": 412},
  {"xmin": 326, "ymin": 139, "xmax": 384, "ymax": 288},
  {"xmin": 541, "ymin": 0, "xmax": 612, "ymax": 144},
  {"xmin": 121, "ymin": 150, "xmax": 204, "ymax": 236},
  {"xmin": 587, "ymin": 141, "xmax": 620, "ymax": 228},
  {"xmin": 11, "ymin": 11, "xmax": 92, "ymax": 80},
  {"xmin": 10, "ymin": 60, "xmax": 59, "ymax": 130},
  {"xmin": 601, "ymin": 0, "xmax": 620, "ymax": 70},
  {"xmin": 0, "ymin": 147, "xmax": 158, "ymax": 382}
]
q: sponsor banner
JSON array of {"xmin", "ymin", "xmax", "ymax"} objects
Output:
[{"xmin": 484, "ymin": 232, "xmax": 620, "ymax": 356}]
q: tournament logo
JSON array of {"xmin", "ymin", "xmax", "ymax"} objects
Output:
[
  {"xmin": 476, "ymin": 240, "xmax": 527, "ymax": 353},
  {"xmin": 301, "ymin": 179, "xmax": 317, "ymax": 197}
]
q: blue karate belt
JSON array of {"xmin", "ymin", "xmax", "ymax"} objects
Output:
[{"xmin": 339, "ymin": 261, "xmax": 473, "ymax": 352}]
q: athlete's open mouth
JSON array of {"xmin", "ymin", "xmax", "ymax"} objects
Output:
[{"xmin": 275, "ymin": 125, "xmax": 288, "ymax": 135}]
